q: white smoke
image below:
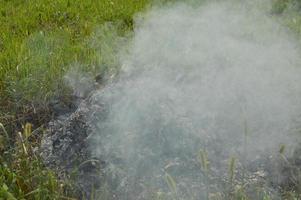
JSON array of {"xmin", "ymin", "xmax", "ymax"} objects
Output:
[{"xmin": 87, "ymin": 1, "xmax": 301, "ymax": 199}]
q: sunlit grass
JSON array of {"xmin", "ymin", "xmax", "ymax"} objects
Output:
[{"xmin": 0, "ymin": 0, "xmax": 150, "ymax": 112}]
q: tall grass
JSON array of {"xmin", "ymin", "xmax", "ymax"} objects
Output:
[
  {"xmin": 0, "ymin": 123, "xmax": 78, "ymax": 199},
  {"xmin": 0, "ymin": 0, "xmax": 150, "ymax": 116}
]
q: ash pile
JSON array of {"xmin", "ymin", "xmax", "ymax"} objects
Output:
[
  {"xmin": 39, "ymin": 82, "xmax": 301, "ymax": 200},
  {"xmin": 40, "ymin": 93, "xmax": 106, "ymax": 198}
]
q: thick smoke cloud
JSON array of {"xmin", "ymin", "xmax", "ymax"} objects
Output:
[{"xmin": 87, "ymin": 1, "xmax": 301, "ymax": 199}]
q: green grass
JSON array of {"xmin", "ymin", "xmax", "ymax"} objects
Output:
[{"xmin": 0, "ymin": 0, "xmax": 150, "ymax": 115}]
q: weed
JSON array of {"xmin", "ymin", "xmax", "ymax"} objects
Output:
[
  {"xmin": 165, "ymin": 173, "xmax": 178, "ymax": 200},
  {"xmin": 0, "ymin": 123, "xmax": 77, "ymax": 199},
  {"xmin": 228, "ymin": 157, "xmax": 236, "ymax": 186},
  {"xmin": 198, "ymin": 149, "xmax": 209, "ymax": 174},
  {"xmin": 198, "ymin": 149, "xmax": 210, "ymax": 200}
]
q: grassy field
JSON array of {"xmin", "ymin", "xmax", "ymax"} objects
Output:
[
  {"xmin": 0, "ymin": 0, "xmax": 150, "ymax": 118},
  {"xmin": 1, "ymin": 0, "xmax": 301, "ymax": 199}
]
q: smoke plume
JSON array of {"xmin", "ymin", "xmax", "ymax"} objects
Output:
[{"xmin": 84, "ymin": 1, "xmax": 301, "ymax": 199}]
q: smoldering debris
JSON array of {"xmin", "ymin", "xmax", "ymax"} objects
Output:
[{"xmin": 42, "ymin": 1, "xmax": 301, "ymax": 199}]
